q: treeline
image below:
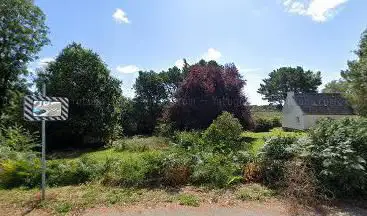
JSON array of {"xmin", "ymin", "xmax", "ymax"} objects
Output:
[
  {"xmin": 39, "ymin": 44, "xmax": 255, "ymax": 148},
  {"xmin": 2, "ymin": 0, "xmax": 367, "ymax": 150}
]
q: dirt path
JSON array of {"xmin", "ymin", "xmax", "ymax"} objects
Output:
[
  {"xmin": 81, "ymin": 202, "xmax": 367, "ymax": 216},
  {"xmin": 82, "ymin": 202, "xmax": 290, "ymax": 216}
]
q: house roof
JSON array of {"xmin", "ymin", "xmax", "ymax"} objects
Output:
[{"xmin": 293, "ymin": 93, "xmax": 354, "ymax": 115}]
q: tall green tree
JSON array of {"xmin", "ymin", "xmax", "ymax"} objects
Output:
[
  {"xmin": 258, "ymin": 66, "xmax": 322, "ymax": 106},
  {"xmin": 341, "ymin": 29, "xmax": 367, "ymax": 116},
  {"xmin": 132, "ymin": 71, "xmax": 167, "ymax": 134},
  {"xmin": 0, "ymin": 0, "xmax": 49, "ymax": 115},
  {"xmin": 36, "ymin": 43, "xmax": 122, "ymax": 148},
  {"xmin": 159, "ymin": 66, "xmax": 184, "ymax": 103},
  {"xmin": 322, "ymin": 79, "xmax": 348, "ymax": 94}
]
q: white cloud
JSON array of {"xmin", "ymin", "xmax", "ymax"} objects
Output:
[
  {"xmin": 116, "ymin": 65, "xmax": 139, "ymax": 74},
  {"xmin": 38, "ymin": 57, "xmax": 55, "ymax": 67},
  {"xmin": 282, "ymin": 0, "xmax": 348, "ymax": 22},
  {"xmin": 175, "ymin": 59, "xmax": 185, "ymax": 69},
  {"xmin": 113, "ymin": 8, "xmax": 130, "ymax": 24},
  {"xmin": 202, "ymin": 48, "xmax": 222, "ymax": 61}
]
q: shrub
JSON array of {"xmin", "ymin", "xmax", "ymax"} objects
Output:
[
  {"xmin": 173, "ymin": 131, "xmax": 204, "ymax": 150},
  {"xmin": 154, "ymin": 123, "xmax": 175, "ymax": 138},
  {"xmin": 283, "ymin": 159, "xmax": 318, "ymax": 206},
  {"xmin": 202, "ymin": 112, "xmax": 243, "ymax": 154},
  {"xmin": 0, "ymin": 159, "xmax": 41, "ymax": 188},
  {"xmin": 162, "ymin": 149, "xmax": 194, "ymax": 186},
  {"xmin": 47, "ymin": 156, "xmax": 103, "ymax": 186},
  {"xmin": 260, "ymin": 136, "xmax": 298, "ymax": 160},
  {"xmin": 259, "ymin": 135, "xmax": 298, "ymax": 187},
  {"xmin": 0, "ymin": 125, "xmax": 38, "ymax": 154},
  {"xmin": 190, "ymin": 153, "xmax": 240, "ymax": 187},
  {"xmin": 308, "ymin": 117, "xmax": 367, "ymax": 197},
  {"xmin": 243, "ymin": 162, "xmax": 262, "ymax": 183},
  {"xmin": 102, "ymin": 151, "xmax": 164, "ymax": 187},
  {"xmin": 253, "ymin": 117, "xmax": 281, "ymax": 132}
]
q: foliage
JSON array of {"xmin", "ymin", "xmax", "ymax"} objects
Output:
[
  {"xmin": 132, "ymin": 71, "xmax": 168, "ymax": 134},
  {"xmin": 322, "ymin": 79, "xmax": 348, "ymax": 94},
  {"xmin": 36, "ymin": 43, "xmax": 122, "ymax": 149},
  {"xmin": 243, "ymin": 162, "xmax": 262, "ymax": 183},
  {"xmin": 159, "ymin": 66, "xmax": 185, "ymax": 103},
  {"xmin": 308, "ymin": 117, "xmax": 367, "ymax": 196},
  {"xmin": 0, "ymin": 159, "xmax": 41, "ymax": 188},
  {"xmin": 0, "ymin": 125, "xmax": 38, "ymax": 152},
  {"xmin": 202, "ymin": 112, "xmax": 243, "ymax": 153},
  {"xmin": 162, "ymin": 149, "xmax": 194, "ymax": 186},
  {"xmin": 177, "ymin": 194, "xmax": 200, "ymax": 207},
  {"xmin": 258, "ymin": 66, "xmax": 322, "ymax": 106},
  {"xmin": 341, "ymin": 29, "xmax": 367, "ymax": 116},
  {"xmin": 154, "ymin": 122, "xmax": 175, "ymax": 137},
  {"xmin": 47, "ymin": 156, "xmax": 102, "ymax": 187},
  {"xmin": 253, "ymin": 116, "xmax": 281, "ymax": 132},
  {"xmin": 120, "ymin": 98, "xmax": 139, "ymax": 136},
  {"xmin": 0, "ymin": 0, "xmax": 49, "ymax": 113},
  {"xmin": 190, "ymin": 153, "xmax": 240, "ymax": 187},
  {"xmin": 173, "ymin": 131, "xmax": 204, "ymax": 150},
  {"xmin": 0, "ymin": 125, "xmax": 39, "ymax": 161},
  {"xmin": 259, "ymin": 135, "xmax": 299, "ymax": 187},
  {"xmin": 101, "ymin": 151, "xmax": 165, "ymax": 187},
  {"xmin": 283, "ymin": 159, "xmax": 318, "ymax": 207},
  {"xmin": 111, "ymin": 136, "xmax": 168, "ymax": 152},
  {"xmin": 165, "ymin": 61, "xmax": 253, "ymax": 130},
  {"xmin": 235, "ymin": 184, "xmax": 274, "ymax": 201}
]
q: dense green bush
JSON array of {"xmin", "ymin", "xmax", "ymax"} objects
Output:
[
  {"xmin": 0, "ymin": 159, "xmax": 41, "ymax": 188},
  {"xmin": 162, "ymin": 149, "xmax": 195, "ymax": 186},
  {"xmin": 259, "ymin": 135, "xmax": 298, "ymax": 187},
  {"xmin": 102, "ymin": 151, "xmax": 165, "ymax": 186},
  {"xmin": 0, "ymin": 126, "xmax": 41, "ymax": 188},
  {"xmin": 253, "ymin": 117, "xmax": 281, "ymax": 132},
  {"xmin": 190, "ymin": 153, "xmax": 240, "ymax": 187},
  {"xmin": 47, "ymin": 156, "xmax": 102, "ymax": 186},
  {"xmin": 174, "ymin": 131, "xmax": 204, "ymax": 150},
  {"xmin": 202, "ymin": 112, "xmax": 243, "ymax": 153},
  {"xmin": 0, "ymin": 125, "xmax": 38, "ymax": 155},
  {"xmin": 308, "ymin": 117, "xmax": 367, "ymax": 197}
]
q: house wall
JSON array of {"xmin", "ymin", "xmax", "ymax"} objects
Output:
[
  {"xmin": 303, "ymin": 115, "xmax": 354, "ymax": 129},
  {"xmin": 282, "ymin": 92, "xmax": 305, "ymax": 130}
]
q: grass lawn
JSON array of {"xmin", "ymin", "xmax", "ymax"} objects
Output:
[
  {"xmin": 0, "ymin": 183, "xmax": 275, "ymax": 215},
  {"xmin": 242, "ymin": 128, "xmax": 306, "ymax": 156},
  {"xmin": 252, "ymin": 111, "xmax": 282, "ymax": 119}
]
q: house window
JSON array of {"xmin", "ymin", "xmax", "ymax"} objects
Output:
[{"xmin": 296, "ymin": 116, "xmax": 300, "ymax": 124}]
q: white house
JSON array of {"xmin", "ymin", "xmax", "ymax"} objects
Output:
[{"xmin": 282, "ymin": 92, "xmax": 354, "ymax": 130}]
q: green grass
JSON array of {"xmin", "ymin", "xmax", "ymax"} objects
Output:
[
  {"xmin": 0, "ymin": 184, "xmax": 174, "ymax": 214},
  {"xmin": 252, "ymin": 111, "xmax": 282, "ymax": 119},
  {"xmin": 235, "ymin": 183, "xmax": 274, "ymax": 201},
  {"xmin": 111, "ymin": 136, "xmax": 169, "ymax": 152},
  {"xmin": 242, "ymin": 128, "xmax": 306, "ymax": 156},
  {"xmin": 177, "ymin": 194, "xmax": 200, "ymax": 207}
]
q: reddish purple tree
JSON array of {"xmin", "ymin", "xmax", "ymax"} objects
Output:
[{"xmin": 165, "ymin": 60, "xmax": 253, "ymax": 130}]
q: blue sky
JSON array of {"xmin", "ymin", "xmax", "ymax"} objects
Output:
[{"xmin": 29, "ymin": 0, "xmax": 367, "ymax": 105}]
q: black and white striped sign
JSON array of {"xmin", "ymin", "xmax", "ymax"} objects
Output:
[{"xmin": 24, "ymin": 96, "xmax": 69, "ymax": 121}]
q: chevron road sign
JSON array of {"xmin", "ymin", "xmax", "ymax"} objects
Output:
[
  {"xmin": 24, "ymin": 84, "xmax": 70, "ymax": 201},
  {"xmin": 23, "ymin": 95, "xmax": 69, "ymax": 121}
]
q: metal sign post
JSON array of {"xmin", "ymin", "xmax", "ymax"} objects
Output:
[
  {"xmin": 23, "ymin": 84, "xmax": 69, "ymax": 200},
  {"xmin": 41, "ymin": 84, "xmax": 46, "ymax": 200}
]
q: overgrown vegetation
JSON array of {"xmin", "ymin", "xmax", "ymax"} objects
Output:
[{"xmin": 1, "ymin": 1, "xmax": 367, "ymax": 213}]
